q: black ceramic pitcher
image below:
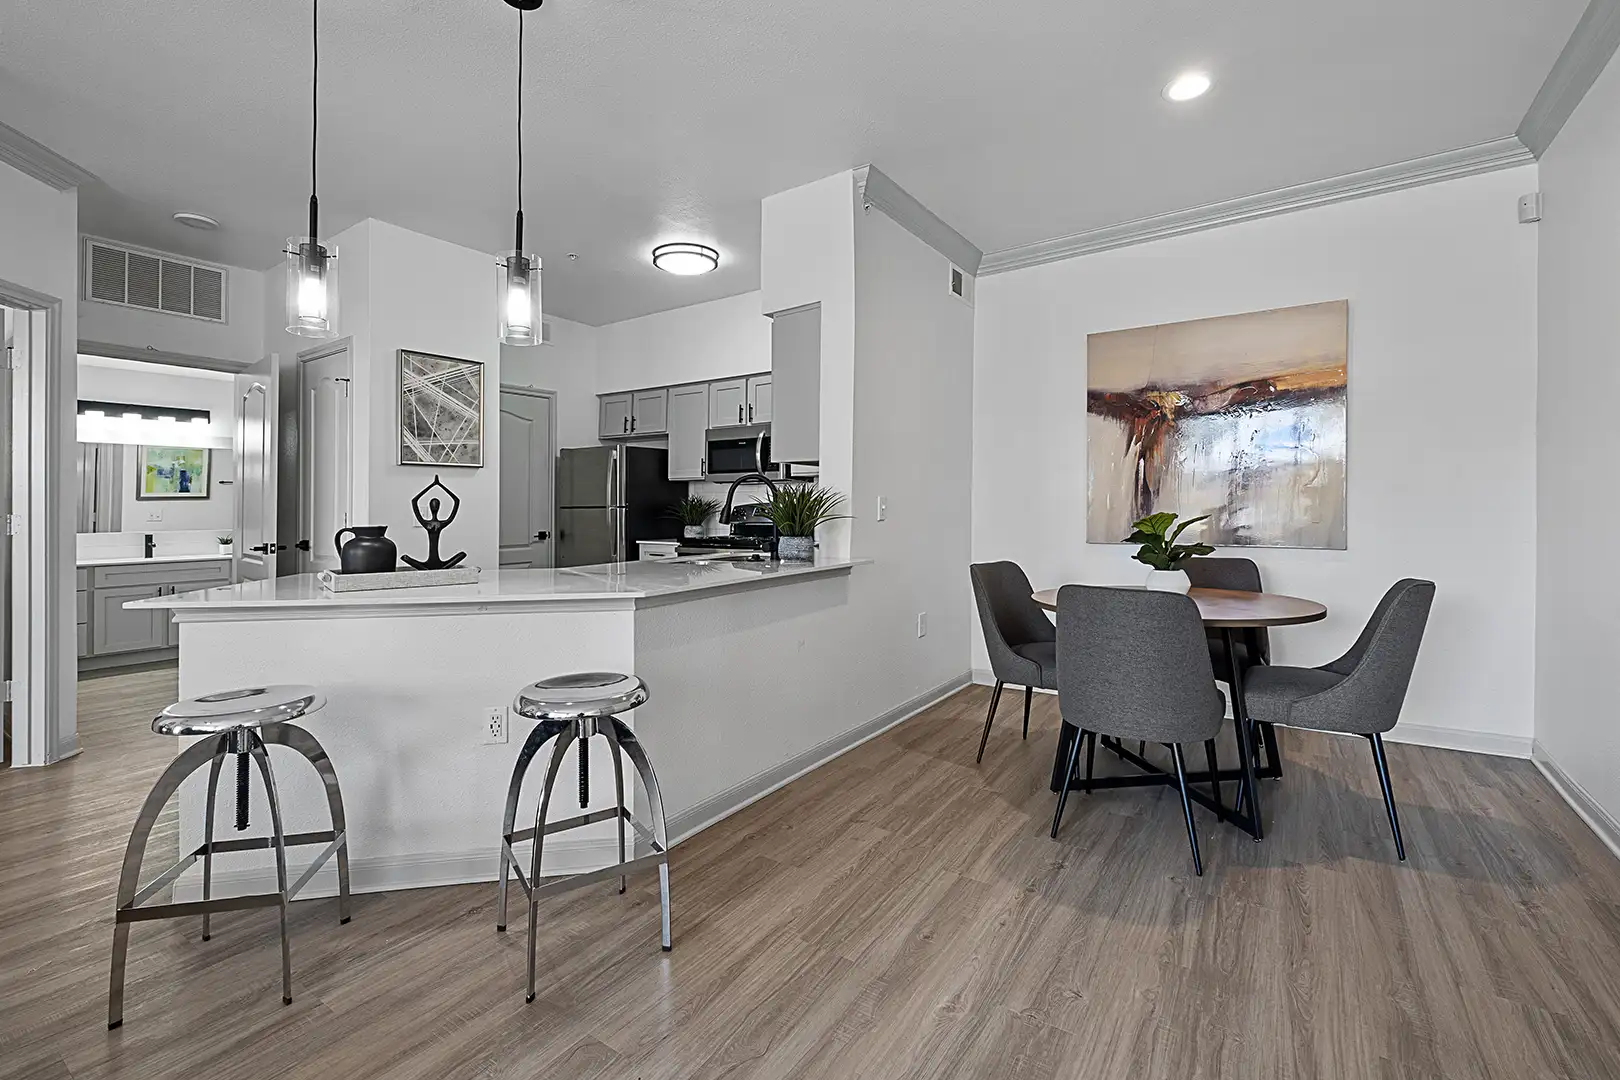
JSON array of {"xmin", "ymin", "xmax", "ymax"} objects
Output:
[{"xmin": 334, "ymin": 526, "xmax": 397, "ymax": 574}]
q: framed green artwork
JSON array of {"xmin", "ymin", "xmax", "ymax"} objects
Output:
[{"xmin": 136, "ymin": 446, "xmax": 212, "ymax": 500}]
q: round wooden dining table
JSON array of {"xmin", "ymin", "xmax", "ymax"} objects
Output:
[{"xmin": 1030, "ymin": 585, "xmax": 1327, "ymax": 842}]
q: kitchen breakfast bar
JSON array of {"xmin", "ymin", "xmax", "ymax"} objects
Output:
[{"xmin": 127, "ymin": 556, "xmax": 873, "ymax": 903}]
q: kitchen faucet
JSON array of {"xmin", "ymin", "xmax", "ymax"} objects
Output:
[{"xmin": 721, "ymin": 472, "xmax": 779, "ymax": 554}]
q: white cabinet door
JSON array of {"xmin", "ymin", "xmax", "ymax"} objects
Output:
[
  {"xmin": 91, "ymin": 585, "xmax": 167, "ymax": 655},
  {"xmin": 666, "ymin": 383, "xmax": 711, "ymax": 480},
  {"xmin": 599, "ymin": 394, "xmax": 633, "ymax": 439},
  {"xmin": 631, "ymin": 389, "xmax": 668, "ymax": 436},
  {"xmin": 710, "ymin": 379, "xmax": 747, "ymax": 428},
  {"xmin": 746, "ymin": 375, "xmax": 772, "ymax": 425},
  {"xmin": 769, "ymin": 305, "xmax": 821, "ymax": 462}
]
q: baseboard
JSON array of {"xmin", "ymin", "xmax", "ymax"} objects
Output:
[
  {"xmin": 172, "ymin": 836, "xmax": 621, "ymax": 902},
  {"xmin": 79, "ymin": 647, "xmax": 178, "ymax": 673},
  {"xmin": 666, "ymin": 671, "xmax": 971, "ymax": 842},
  {"xmin": 1381, "ymin": 723, "xmax": 1532, "ymax": 759},
  {"xmin": 1532, "ymin": 741, "xmax": 1620, "ymax": 862},
  {"xmin": 970, "ymin": 669, "xmax": 1056, "ymax": 695}
]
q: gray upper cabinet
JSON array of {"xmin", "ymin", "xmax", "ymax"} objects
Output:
[
  {"xmin": 746, "ymin": 375, "xmax": 772, "ymax": 425},
  {"xmin": 666, "ymin": 383, "xmax": 710, "ymax": 481},
  {"xmin": 630, "ymin": 389, "xmax": 668, "ymax": 436},
  {"xmin": 599, "ymin": 394, "xmax": 633, "ymax": 439},
  {"xmin": 710, "ymin": 378, "xmax": 747, "ymax": 429},
  {"xmin": 770, "ymin": 304, "xmax": 821, "ymax": 463},
  {"xmin": 602, "ymin": 393, "xmax": 631, "ymax": 440}
]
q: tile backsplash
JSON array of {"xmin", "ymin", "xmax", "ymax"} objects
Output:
[{"xmin": 77, "ymin": 530, "xmax": 230, "ymax": 562}]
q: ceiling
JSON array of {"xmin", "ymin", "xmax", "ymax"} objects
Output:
[{"xmin": 0, "ymin": 0, "xmax": 1585, "ymax": 326}]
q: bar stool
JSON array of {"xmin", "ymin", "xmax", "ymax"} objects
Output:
[
  {"xmin": 497, "ymin": 672, "xmax": 671, "ymax": 1003},
  {"xmin": 108, "ymin": 685, "xmax": 351, "ymax": 1029}
]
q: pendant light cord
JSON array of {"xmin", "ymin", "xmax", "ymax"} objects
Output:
[
  {"xmin": 514, "ymin": 6, "xmax": 525, "ymax": 251},
  {"xmin": 308, "ymin": 0, "xmax": 320, "ymax": 240}
]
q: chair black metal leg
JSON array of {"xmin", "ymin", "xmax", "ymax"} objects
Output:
[
  {"xmin": 1170, "ymin": 744, "xmax": 1204, "ymax": 877},
  {"xmin": 1203, "ymin": 739, "xmax": 1224, "ymax": 822},
  {"xmin": 1050, "ymin": 727, "xmax": 1086, "ymax": 838},
  {"xmin": 1022, "ymin": 685, "xmax": 1032, "ymax": 740},
  {"xmin": 1260, "ymin": 721, "xmax": 1283, "ymax": 779},
  {"xmin": 1084, "ymin": 730, "xmax": 1097, "ymax": 793},
  {"xmin": 975, "ymin": 681, "xmax": 1004, "ymax": 764},
  {"xmin": 1368, "ymin": 734, "xmax": 1406, "ymax": 861}
]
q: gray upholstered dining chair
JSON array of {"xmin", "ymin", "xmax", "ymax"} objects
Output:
[
  {"xmin": 969, "ymin": 562, "xmax": 1058, "ymax": 763},
  {"xmin": 1184, "ymin": 556, "xmax": 1279, "ymax": 772},
  {"xmin": 1240, "ymin": 579, "xmax": 1436, "ymax": 861},
  {"xmin": 1049, "ymin": 585, "xmax": 1226, "ymax": 875}
]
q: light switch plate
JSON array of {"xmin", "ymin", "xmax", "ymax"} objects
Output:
[{"xmin": 877, "ymin": 496, "xmax": 888, "ymax": 521}]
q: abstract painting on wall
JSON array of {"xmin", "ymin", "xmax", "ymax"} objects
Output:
[
  {"xmin": 398, "ymin": 350, "xmax": 484, "ymax": 467},
  {"xmin": 136, "ymin": 446, "xmax": 211, "ymax": 500},
  {"xmin": 1087, "ymin": 300, "xmax": 1348, "ymax": 549}
]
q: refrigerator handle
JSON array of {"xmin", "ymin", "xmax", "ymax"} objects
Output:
[{"xmin": 606, "ymin": 447, "xmax": 619, "ymax": 509}]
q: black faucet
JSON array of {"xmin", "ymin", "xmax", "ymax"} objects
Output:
[
  {"xmin": 143, "ymin": 533, "xmax": 156, "ymax": 559},
  {"xmin": 721, "ymin": 472, "xmax": 780, "ymax": 555}
]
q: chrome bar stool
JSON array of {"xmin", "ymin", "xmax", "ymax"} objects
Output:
[
  {"xmin": 497, "ymin": 672, "xmax": 671, "ymax": 1003},
  {"xmin": 108, "ymin": 685, "xmax": 351, "ymax": 1029}
]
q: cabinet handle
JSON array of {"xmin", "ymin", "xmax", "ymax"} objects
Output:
[
  {"xmin": 738, "ymin": 403, "xmax": 744, "ymax": 423},
  {"xmin": 748, "ymin": 403, "xmax": 754, "ymax": 423},
  {"xmin": 622, "ymin": 416, "xmax": 629, "ymax": 433},
  {"xmin": 631, "ymin": 415, "xmax": 636, "ymax": 432}
]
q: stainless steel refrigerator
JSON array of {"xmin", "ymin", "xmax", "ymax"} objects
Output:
[{"xmin": 555, "ymin": 446, "xmax": 688, "ymax": 567}]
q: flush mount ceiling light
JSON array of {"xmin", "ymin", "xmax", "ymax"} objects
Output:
[
  {"xmin": 173, "ymin": 212, "xmax": 220, "ymax": 231},
  {"xmin": 497, "ymin": 0, "xmax": 544, "ymax": 345},
  {"xmin": 284, "ymin": 0, "xmax": 337, "ymax": 339},
  {"xmin": 652, "ymin": 243, "xmax": 719, "ymax": 276},
  {"xmin": 1163, "ymin": 71, "xmax": 1212, "ymax": 102}
]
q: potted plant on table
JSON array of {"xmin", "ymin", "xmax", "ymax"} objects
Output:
[
  {"xmin": 216, "ymin": 534, "xmax": 234, "ymax": 556},
  {"xmin": 670, "ymin": 496, "xmax": 722, "ymax": 540},
  {"xmin": 763, "ymin": 484, "xmax": 849, "ymax": 562},
  {"xmin": 1126, "ymin": 512, "xmax": 1214, "ymax": 593}
]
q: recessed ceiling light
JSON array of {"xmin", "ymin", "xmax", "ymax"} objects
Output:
[
  {"xmin": 1163, "ymin": 71, "xmax": 1211, "ymax": 102},
  {"xmin": 652, "ymin": 243, "xmax": 719, "ymax": 276},
  {"xmin": 173, "ymin": 212, "xmax": 220, "ymax": 230}
]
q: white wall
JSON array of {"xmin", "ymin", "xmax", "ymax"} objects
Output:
[
  {"xmin": 1535, "ymin": 51, "xmax": 1620, "ymax": 830},
  {"xmin": 595, "ymin": 290, "xmax": 770, "ymax": 393},
  {"xmin": 0, "ymin": 162, "xmax": 79, "ymax": 759},
  {"xmin": 76, "ymin": 357, "xmax": 237, "ymax": 534},
  {"xmin": 500, "ymin": 315, "xmax": 600, "ymax": 450},
  {"xmin": 973, "ymin": 165, "xmax": 1540, "ymax": 752},
  {"xmin": 80, "ymin": 259, "xmax": 265, "ymax": 364},
  {"xmin": 848, "ymin": 204, "xmax": 976, "ymax": 703},
  {"xmin": 330, "ymin": 219, "xmax": 501, "ymax": 573}
]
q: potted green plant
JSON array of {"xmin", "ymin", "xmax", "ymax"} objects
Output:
[
  {"xmin": 1126, "ymin": 512, "xmax": 1214, "ymax": 593},
  {"xmin": 669, "ymin": 496, "xmax": 722, "ymax": 540},
  {"xmin": 216, "ymin": 534, "xmax": 234, "ymax": 556},
  {"xmin": 762, "ymin": 484, "xmax": 849, "ymax": 561}
]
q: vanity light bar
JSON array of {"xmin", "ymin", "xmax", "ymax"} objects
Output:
[{"xmin": 77, "ymin": 399, "xmax": 212, "ymax": 426}]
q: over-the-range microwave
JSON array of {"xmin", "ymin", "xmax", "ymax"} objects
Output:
[{"xmin": 703, "ymin": 424, "xmax": 817, "ymax": 482}]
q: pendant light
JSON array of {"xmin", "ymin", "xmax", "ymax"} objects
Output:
[
  {"xmin": 499, "ymin": 0, "xmax": 543, "ymax": 346},
  {"xmin": 284, "ymin": 0, "xmax": 337, "ymax": 339}
]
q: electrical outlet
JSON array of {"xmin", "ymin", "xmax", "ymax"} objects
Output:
[
  {"xmin": 482, "ymin": 706, "xmax": 508, "ymax": 745},
  {"xmin": 877, "ymin": 496, "xmax": 888, "ymax": 521},
  {"xmin": 916, "ymin": 612, "xmax": 928, "ymax": 638}
]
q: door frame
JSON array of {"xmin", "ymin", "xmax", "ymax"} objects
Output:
[
  {"xmin": 498, "ymin": 384, "xmax": 557, "ymax": 569},
  {"xmin": 2, "ymin": 280, "xmax": 71, "ymax": 767},
  {"xmin": 297, "ymin": 339, "xmax": 353, "ymax": 575}
]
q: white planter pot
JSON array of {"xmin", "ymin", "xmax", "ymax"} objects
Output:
[
  {"xmin": 683, "ymin": 524, "xmax": 703, "ymax": 539},
  {"xmin": 1144, "ymin": 569, "xmax": 1191, "ymax": 594},
  {"xmin": 218, "ymin": 544, "xmax": 233, "ymax": 556}
]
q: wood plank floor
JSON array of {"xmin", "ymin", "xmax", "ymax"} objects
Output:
[{"xmin": 3, "ymin": 672, "xmax": 1619, "ymax": 1079}]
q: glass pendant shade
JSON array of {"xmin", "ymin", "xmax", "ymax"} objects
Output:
[
  {"xmin": 285, "ymin": 236, "xmax": 338, "ymax": 339},
  {"xmin": 499, "ymin": 250, "xmax": 542, "ymax": 346}
]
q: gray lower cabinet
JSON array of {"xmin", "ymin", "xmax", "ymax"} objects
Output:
[{"xmin": 91, "ymin": 585, "xmax": 168, "ymax": 655}]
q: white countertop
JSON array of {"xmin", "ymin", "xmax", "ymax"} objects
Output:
[
  {"xmin": 77, "ymin": 554, "xmax": 232, "ymax": 568},
  {"xmin": 126, "ymin": 556, "xmax": 867, "ymax": 618}
]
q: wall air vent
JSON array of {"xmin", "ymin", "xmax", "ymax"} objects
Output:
[
  {"xmin": 82, "ymin": 237, "xmax": 228, "ymax": 323},
  {"xmin": 948, "ymin": 264, "xmax": 975, "ymax": 308}
]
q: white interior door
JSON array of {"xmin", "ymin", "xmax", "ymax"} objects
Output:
[
  {"xmin": 298, "ymin": 345, "xmax": 352, "ymax": 574},
  {"xmin": 0, "ymin": 307, "xmax": 13, "ymax": 765},
  {"xmin": 234, "ymin": 355, "xmax": 280, "ymax": 582},
  {"xmin": 499, "ymin": 388, "xmax": 555, "ymax": 568}
]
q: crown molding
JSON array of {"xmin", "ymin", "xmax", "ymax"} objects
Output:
[
  {"xmin": 979, "ymin": 137, "xmax": 1534, "ymax": 276},
  {"xmin": 0, "ymin": 121, "xmax": 96, "ymax": 191},
  {"xmin": 1518, "ymin": 0, "xmax": 1620, "ymax": 157},
  {"xmin": 854, "ymin": 164, "xmax": 983, "ymax": 274}
]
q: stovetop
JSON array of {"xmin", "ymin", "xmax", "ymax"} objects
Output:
[{"xmin": 678, "ymin": 535, "xmax": 775, "ymax": 551}]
